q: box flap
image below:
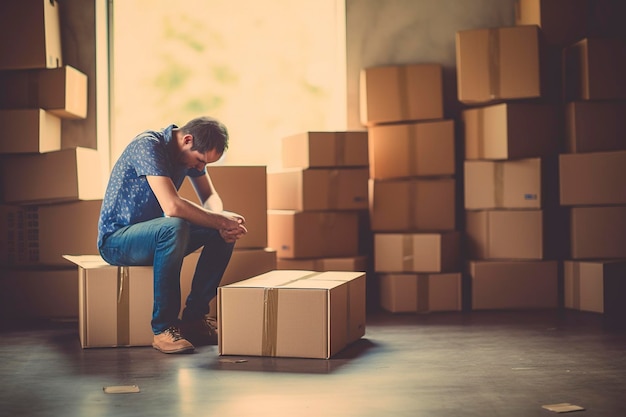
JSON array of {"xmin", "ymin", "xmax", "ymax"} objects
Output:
[{"xmin": 63, "ymin": 254, "xmax": 112, "ymax": 269}]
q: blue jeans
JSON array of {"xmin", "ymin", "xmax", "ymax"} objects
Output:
[{"xmin": 98, "ymin": 217, "xmax": 235, "ymax": 334}]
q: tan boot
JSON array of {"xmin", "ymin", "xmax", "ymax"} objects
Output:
[{"xmin": 152, "ymin": 326, "xmax": 195, "ymax": 354}]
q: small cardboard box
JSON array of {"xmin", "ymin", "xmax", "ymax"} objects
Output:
[
  {"xmin": 179, "ymin": 165, "xmax": 268, "ymax": 249},
  {"xmin": 63, "ymin": 255, "xmax": 154, "ymax": 348},
  {"xmin": 469, "ymin": 260, "xmax": 559, "ymax": 310},
  {"xmin": 218, "ymin": 269, "xmax": 366, "ymax": 359},
  {"xmin": 369, "ymin": 177, "xmax": 456, "ymax": 232},
  {"xmin": 565, "ymin": 101, "xmax": 626, "ymax": 154},
  {"xmin": 559, "ymin": 150, "xmax": 626, "ymax": 206},
  {"xmin": 0, "ymin": 109, "xmax": 61, "ymax": 154},
  {"xmin": 374, "ymin": 232, "xmax": 460, "ymax": 273},
  {"xmin": 267, "ymin": 168, "xmax": 369, "ymax": 211},
  {"xmin": 267, "ymin": 210, "xmax": 360, "ymax": 259},
  {"xmin": 0, "ymin": 0, "xmax": 62, "ymax": 69},
  {"xmin": 277, "ymin": 255, "xmax": 368, "ymax": 272},
  {"xmin": 281, "ymin": 131, "xmax": 368, "ymax": 168},
  {"xmin": 379, "ymin": 272, "xmax": 462, "ymax": 313},
  {"xmin": 0, "ymin": 147, "xmax": 103, "ymax": 204},
  {"xmin": 455, "ymin": 25, "xmax": 542, "ymax": 104},
  {"xmin": 360, "ymin": 63, "xmax": 443, "ymax": 126},
  {"xmin": 464, "ymin": 157, "xmax": 558, "ymax": 210},
  {"xmin": 570, "ymin": 206, "xmax": 626, "ymax": 259},
  {"xmin": 0, "ymin": 200, "xmax": 101, "ymax": 266},
  {"xmin": 180, "ymin": 247, "xmax": 277, "ymax": 320},
  {"xmin": 0, "ymin": 65, "xmax": 88, "ymax": 119},
  {"xmin": 564, "ymin": 260, "xmax": 626, "ymax": 317},
  {"xmin": 368, "ymin": 119, "xmax": 455, "ymax": 179},
  {"xmin": 463, "ymin": 102, "xmax": 560, "ymax": 160},
  {"xmin": 564, "ymin": 38, "xmax": 626, "ymax": 101},
  {"xmin": 514, "ymin": 0, "xmax": 588, "ymax": 47}
]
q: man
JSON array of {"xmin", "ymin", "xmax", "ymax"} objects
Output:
[{"xmin": 97, "ymin": 116, "xmax": 247, "ymax": 354}]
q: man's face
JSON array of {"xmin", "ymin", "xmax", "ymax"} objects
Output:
[{"xmin": 182, "ymin": 147, "xmax": 222, "ymax": 171}]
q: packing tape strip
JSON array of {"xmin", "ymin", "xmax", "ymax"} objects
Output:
[
  {"xmin": 494, "ymin": 162, "xmax": 504, "ymax": 208},
  {"xmin": 334, "ymin": 132, "xmax": 346, "ymax": 166},
  {"xmin": 488, "ymin": 28, "xmax": 501, "ymax": 99},
  {"xmin": 398, "ymin": 65, "xmax": 410, "ymax": 120},
  {"xmin": 408, "ymin": 124, "xmax": 417, "ymax": 176},
  {"xmin": 572, "ymin": 262, "xmax": 581, "ymax": 310},
  {"xmin": 417, "ymin": 274, "xmax": 430, "ymax": 313},
  {"xmin": 117, "ymin": 266, "xmax": 130, "ymax": 346},
  {"xmin": 327, "ymin": 169, "xmax": 340, "ymax": 209},
  {"xmin": 408, "ymin": 180, "xmax": 417, "ymax": 230},
  {"xmin": 402, "ymin": 234, "xmax": 414, "ymax": 271}
]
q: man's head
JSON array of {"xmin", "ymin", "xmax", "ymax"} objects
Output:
[{"xmin": 180, "ymin": 116, "xmax": 229, "ymax": 155}]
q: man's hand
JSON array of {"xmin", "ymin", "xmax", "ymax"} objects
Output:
[{"xmin": 218, "ymin": 211, "xmax": 247, "ymax": 243}]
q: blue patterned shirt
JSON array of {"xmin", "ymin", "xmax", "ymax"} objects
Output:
[{"xmin": 97, "ymin": 124, "xmax": 205, "ymax": 248}]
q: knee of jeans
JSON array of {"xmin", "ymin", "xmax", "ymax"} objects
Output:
[{"xmin": 160, "ymin": 217, "xmax": 190, "ymax": 242}]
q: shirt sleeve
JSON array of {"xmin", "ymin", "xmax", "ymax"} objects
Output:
[{"xmin": 130, "ymin": 134, "xmax": 171, "ymax": 177}]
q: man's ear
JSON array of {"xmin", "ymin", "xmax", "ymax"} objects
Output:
[{"xmin": 183, "ymin": 134, "xmax": 194, "ymax": 146}]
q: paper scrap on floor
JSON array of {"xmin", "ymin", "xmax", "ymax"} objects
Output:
[
  {"xmin": 103, "ymin": 385, "xmax": 141, "ymax": 394},
  {"xmin": 542, "ymin": 403, "xmax": 585, "ymax": 413}
]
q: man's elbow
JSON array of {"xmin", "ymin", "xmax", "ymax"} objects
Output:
[{"xmin": 161, "ymin": 199, "xmax": 185, "ymax": 218}]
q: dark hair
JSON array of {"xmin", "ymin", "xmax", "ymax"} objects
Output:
[{"xmin": 180, "ymin": 116, "xmax": 229, "ymax": 154}]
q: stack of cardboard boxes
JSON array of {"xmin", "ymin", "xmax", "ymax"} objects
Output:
[
  {"xmin": 0, "ymin": 0, "xmax": 99, "ymax": 320},
  {"xmin": 359, "ymin": 63, "xmax": 462, "ymax": 314}
]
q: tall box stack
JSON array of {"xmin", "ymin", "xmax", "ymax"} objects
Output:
[
  {"xmin": 456, "ymin": 14, "xmax": 570, "ymax": 311},
  {"xmin": 360, "ymin": 63, "xmax": 462, "ymax": 313},
  {"xmin": 0, "ymin": 0, "xmax": 98, "ymax": 321}
]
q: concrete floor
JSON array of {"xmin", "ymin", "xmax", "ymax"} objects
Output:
[{"xmin": 0, "ymin": 309, "xmax": 624, "ymax": 417}]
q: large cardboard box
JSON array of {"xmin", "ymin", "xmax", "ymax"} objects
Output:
[
  {"xmin": 565, "ymin": 102, "xmax": 626, "ymax": 153},
  {"xmin": 455, "ymin": 25, "xmax": 542, "ymax": 104},
  {"xmin": 465, "ymin": 209, "xmax": 566, "ymax": 260},
  {"xmin": 0, "ymin": 200, "xmax": 101, "ymax": 266},
  {"xmin": 179, "ymin": 165, "xmax": 267, "ymax": 249},
  {"xmin": 570, "ymin": 206, "xmax": 626, "ymax": 259},
  {"xmin": 281, "ymin": 131, "xmax": 368, "ymax": 168},
  {"xmin": 564, "ymin": 260, "xmax": 626, "ymax": 316},
  {"xmin": 0, "ymin": 66, "xmax": 88, "ymax": 119},
  {"xmin": 369, "ymin": 178, "xmax": 456, "ymax": 232},
  {"xmin": 368, "ymin": 119, "xmax": 455, "ymax": 179},
  {"xmin": 267, "ymin": 168, "xmax": 369, "ymax": 211},
  {"xmin": 564, "ymin": 38, "xmax": 626, "ymax": 101},
  {"xmin": 0, "ymin": 109, "xmax": 61, "ymax": 154},
  {"xmin": 218, "ymin": 269, "xmax": 366, "ymax": 359},
  {"xmin": 559, "ymin": 150, "xmax": 626, "ymax": 206},
  {"xmin": 379, "ymin": 272, "xmax": 462, "ymax": 313},
  {"xmin": 374, "ymin": 232, "xmax": 460, "ymax": 273},
  {"xmin": 360, "ymin": 63, "xmax": 443, "ymax": 126},
  {"xmin": 267, "ymin": 210, "xmax": 360, "ymax": 259},
  {"xmin": 0, "ymin": 0, "xmax": 62, "ymax": 70},
  {"xmin": 469, "ymin": 260, "xmax": 559, "ymax": 310},
  {"xmin": 463, "ymin": 103, "xmax": 560, "ymax": 160},
  {"xmin": 464, "ymin": 158, "xmax": 558, "ymax": 210},
  {"xmin": 0, "ymin": 147, "xmax": 103, "ymax": 204},
  {"xmin": 514, "ymin": 0, "xmax": 588, "ymax": 47},
  {"xmin": 180, "ymin": 247, "xmax": 277, "ymax": 320},
  {"xmin": 277, "ymin": 255, "xmax": 368, "ymax": 272},
  {"xmin": 63, "ymin": 255, "xmax": 154, "ymax": 348}
]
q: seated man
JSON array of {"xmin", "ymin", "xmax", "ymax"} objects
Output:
[{"xmin": 97, "ymin": 116, "xmax": 247, "ymax": 354}]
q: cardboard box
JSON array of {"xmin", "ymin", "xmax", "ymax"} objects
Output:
[
  {"xmin": 369, "ymin": 178, "xmax": 456, "ymax": 232},
  {"xmin": 570, "ymin": 206, "xmax": 626, "ymax": 259},
  {"xmin": 469, "ymin": 260, "xmax": 559, "ymax": 310},
  {"xmin": 465, "ymin": 209, "xmax": 566, "ymax": 260},
  {"xmin": 464, "ymin": 158, "xmax": 558, "ymax": 210},
  {"xmin": 281, "ymin": 131, "xmax": 368, "ymax": 168},
  {"xmin": 565, "ymin": 102, "xmax": 626, "ymax": 153},
  {"xmin": 267, "ymin": 168, "xmax": 369, "ymax": 211},
  {"xmin": 564, "ymin": 260, "xmax": 626, "ymax": 316},
  {"xmin": 268, "ymin": 210, "xmax": 360, "ymax": 259},
  {"xmin": 0, "ymin": 147, "xmax": 103, "ymax": 204},
  {"xmin": 0, "ymin": 65, "xmax": 88, "ymax": 119},
  {"xmin": 368, "ymin": 119, "xmax": 455, "ymax": 179},
  {"xmin": 564, "ymin": 38, "xmax": 626, "ymax": 101},
  {"xmin": 463, "ymin": 103, "xmax": 560, "ymax": 160},
  {"xmin": 63, "ymin": 255, "xmax": 154, "ymax": 348},
  {"xmin": 0, "ymin": 0, "xmax": 62, "ymax": 69},
  {"xmin": 0, "ymin": 200, "xmax": 101, "ymax": 266},
  {"xmin": 455, "ymin": 25, "xmax": 542, "ymax": 104},
  {"xmin": 559, "ymin": 150, "xmax": 626, "ymax": 206},
  {"xmin": 374, "ymin": 232, "xmax": 460, "ymax": 273},
  {"xmin": 180, "ymin": 248, "xmax": 277, "ymax": 320},
  {"xmin": 360, "ymin": 63, "xmax": 443, "ymax": 126},
  {"xmin": 514, "ymin": 0, "xmax": 588, "ymax": 47},
  {"xmin": 0, "ymin": 109, "xmax": 61, "ymax": 154},
  {"xmin": 379, "ymin": 272, "xmax": 462, "ymax": 313},
  {"xmin": 218, "ymin": 269, "xmax": 366, "ymax": 359},
  {"xmin": 179, "ymin": 165, "xmax": 267, "ymax": 249},
  {"xmin": 277, "ymin": 255, "xmax": 368, "ymax": 272}
]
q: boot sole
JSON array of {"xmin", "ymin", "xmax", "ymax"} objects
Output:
[{"xmin": 152, "ymin": 343, "xmax": 195, "ymax": 354}]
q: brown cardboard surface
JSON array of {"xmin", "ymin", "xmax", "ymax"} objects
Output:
[
  {"xmin": 359, "ymin": 63, "xmax": 443, "ymax": 126},
  {"xmin": 559, "ymin": 150, "xmax": 626, "ymax": 206},
  {"xmin": 0, "ymin": 109, "xmax": 61, "ymax": 154},
  {"xmin": 281, "ymin": 131, "xmax": 368, "ymax": 168},
  {"xmin": 565, "ymin": 101, "xmax": 626, "ymax": 153},
  {"xmin": 277, "ymin": 255, "xmax": 368, "ymax": 272},
  {"xmin": 379, "ymin": 272, "xmax": 462, "ymax": 313},
  {"xmin": 374, "ymin": 232, "xmax": 460, "ymax": 273},
  {"xmin": 570, "ymin": 206, "xmax": 626, "ymax": 259},
  {"xmin": 368, "ymin": 119, "xmax": 455, "ymax": 179},
  {"xmin": 267, "ymin": 168, "xmax": 369, "ymax": 211},
  {"xmin": 515, "ymin": 0, "xmax": 588, "ymax": 47},
  {"xmin": 218, "ymin": 269, "xmax": 366, "ymax": 358}
]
